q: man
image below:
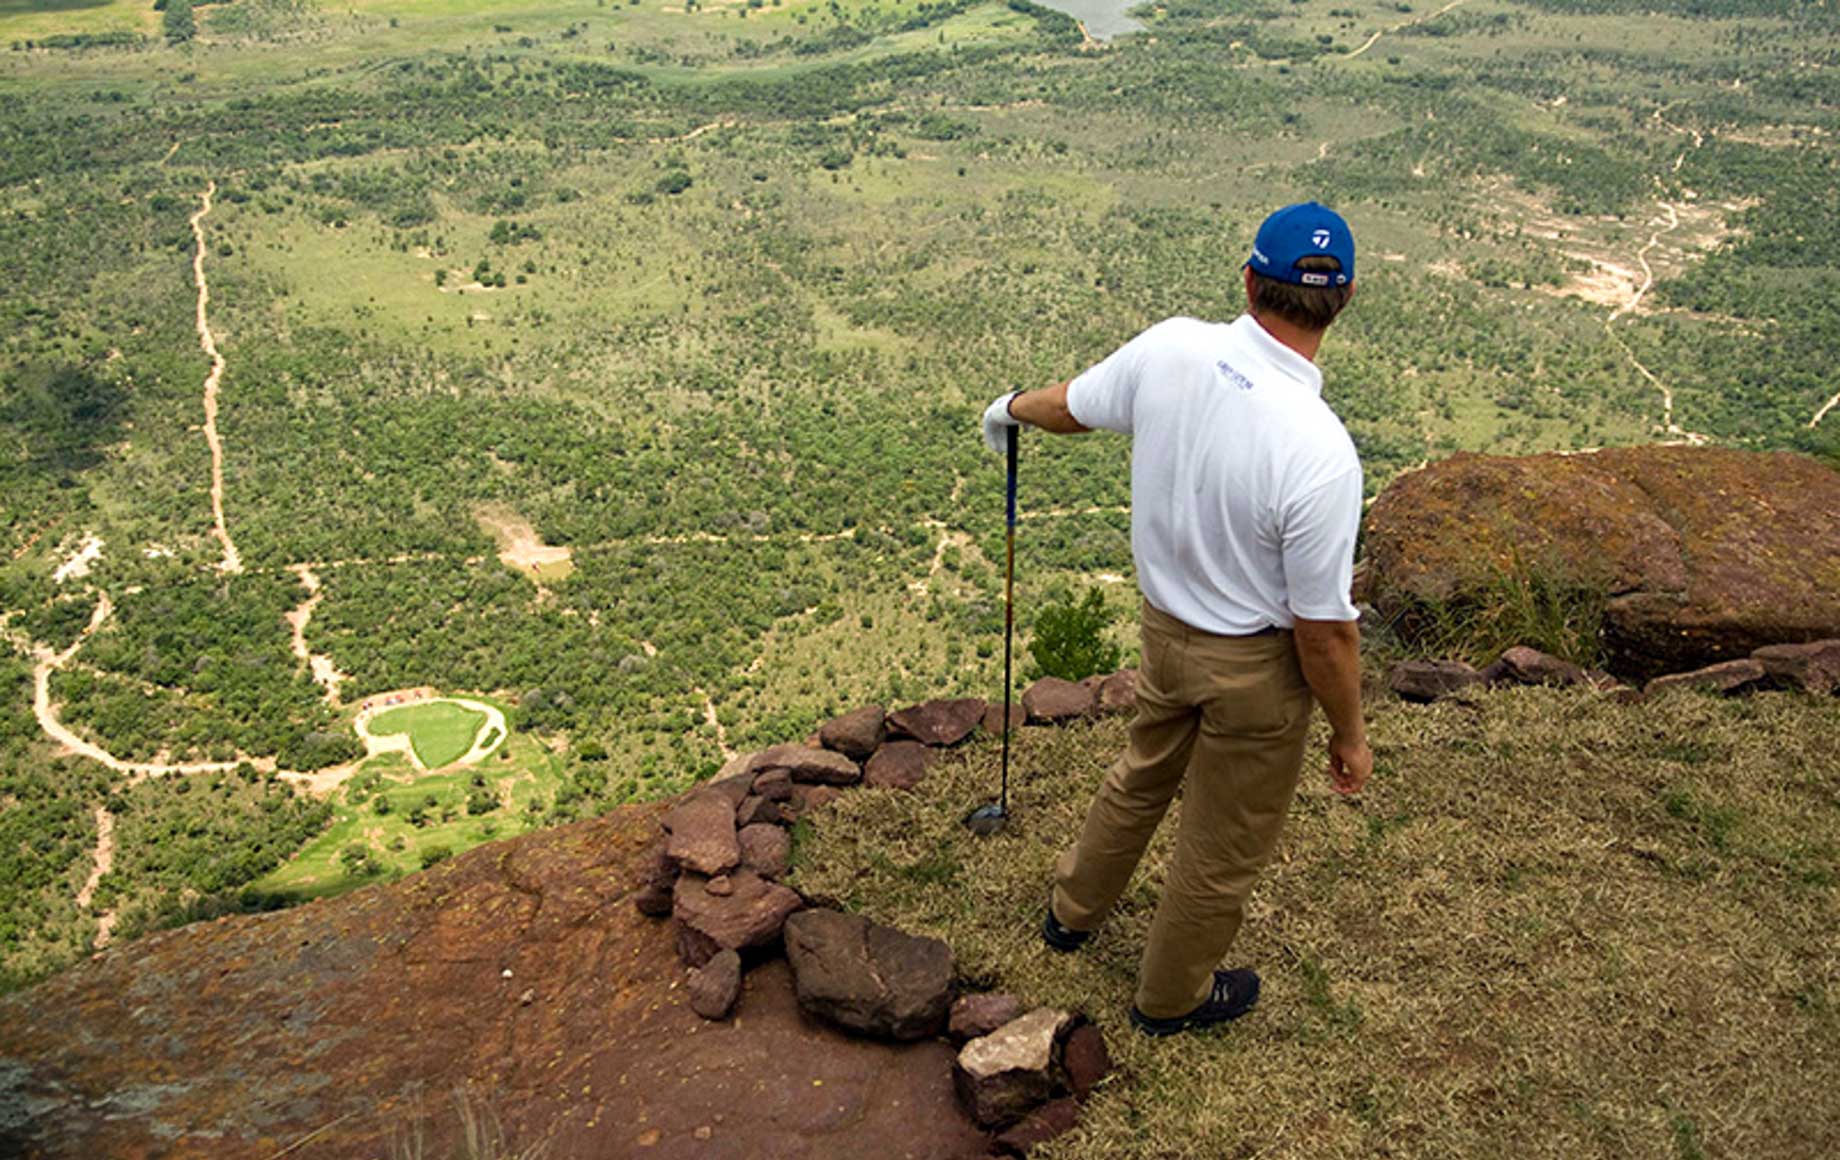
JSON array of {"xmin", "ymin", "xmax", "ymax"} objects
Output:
[{"xmin": 980, "ymin": 202, "xmax": 1373, "ymax": 1038}]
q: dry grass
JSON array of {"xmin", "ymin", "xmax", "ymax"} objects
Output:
[{"xmin": 790, "ymin": 684, "xmax": 1840, "ymax": 1159}]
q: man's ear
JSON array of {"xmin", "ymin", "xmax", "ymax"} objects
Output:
[{"xmin": 1242, "ymin": 266, "xmax": 1258, "ymax": 311}]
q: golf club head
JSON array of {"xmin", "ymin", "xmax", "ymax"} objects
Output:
[{"xmin": 962, "ymin": 802, "xmax": 1008, "ymax": 836}]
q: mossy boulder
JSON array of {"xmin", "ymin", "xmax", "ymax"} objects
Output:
[{"xmin": 1362, "ymin": 447, "xmax": 1840, "ymax": 678}]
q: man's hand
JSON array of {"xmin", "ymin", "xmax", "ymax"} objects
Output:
[
  {"xmin": 982, "ymin": 392, "xmax": 1022, "ymax": 454},
  {"xmin": 1327, "ymin": 734, "xmax": 1372, "ymax": 796}
]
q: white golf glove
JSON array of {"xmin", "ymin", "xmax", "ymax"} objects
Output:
[{"xmin": 982, "ymin": 391, "xmax": 1024, "ymax": 454}]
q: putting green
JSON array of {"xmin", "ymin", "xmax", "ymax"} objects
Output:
[{"xmin": 367, "ymin": 700, "xmax": 487, "ymax": 770}]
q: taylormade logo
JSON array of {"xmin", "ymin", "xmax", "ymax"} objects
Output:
[
  {"xmin": 1312, "ymin": 228, "xmax": 1332, "ymax": 249},
  {"xmin": 1215, "ymin": 360, "xmax": 1255, "ymax": 391},
  {"xmin": 1249, "ymin": 245, "xmax": 1270, "ymax": 267}
]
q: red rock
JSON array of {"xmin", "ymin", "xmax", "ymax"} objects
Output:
[
  {"xmin": 948, "ymin": 993, "xmax": 1023, "ymax": 1043},
  {"xmin": 1096, "ymin": 670, "xmax": 1138, "ymax": 716},
  {"xmin": 1645, "ymin": 658, "xmax": 1771, "ymax": 698},
  {"xmin": 982, "ymin": 701, "xmax": 1025, "ymax": 736},
  {"xmin": 864, "ymin": 741, "xmax": 938, "ymax": 791},
  {"xmin": 673, "ymin": 870, "xmax": 803, "ymax": 967},
  {"xmin": 783, "ymin": 910, "xmax": 955, "ymax": 1041},
  {"xmin": 887, "ymin": 698, "xmax": 987, "ymax": 747},
  {"xmin": 800, "ymin": 785, "xmax": 846, "ymax": 813},
  {"xmin": 705, "ymin": 875, "xmax": 734, "ymax": 898},
  {"xmin": 661, "ymin": 788, "xmax": 741, "ymax": 877},
  {"xmin": 753, "ymin": 767, "xmax": 794, "ymax": 802},
  {"xmin": 738, "ymin": 823, "xmax": 792, "ymax": 880},
  {"xmin": 1021, "ymin": 678, "xmax": 1094, "ymax": 724},
  {"xmin": 737, "ymin": 794, "xmax": 786, "ymax": 828},
  {"xmin": 1497, "ymin": 646, "xmax": 1589, "ymax": 688},
  {"xmin": 754, "ymin": 743, "xmax": 862, "ymax": 786},
  {"xmin": 1060, "ymin": 1021, "xmax": 1112, "ymax": 1100},
  {"xmin": 954, "ymin": 1008, "xmax": 1072, "ymax": 1127},
  {"xmin": 632, "ymin": 839, "xmax": 677, "ymax": 918},
  {"xmin": 688, "ymin": 950, "xmax": 742, "ymax": 1020},
  {"xmin": 993, "ymin": 1096, "xmax": 1080, "ymax": 1156},
  {"xmin": 0, "ymin": 807, "xmax": 994, "ymax": 1159},
  {"xmin": 1388, "ymin": 659, "xmax": 1485, "ymax": 703},
  {"xmin": 1753, "ymin": 639, "xmax": 1840, "ymax": 695},
  {"xmin": 1362, "ymin": 447, "xmax": 1840, "ymax": 678},
  {"xmin": 820, "ymin": 705, "xmax": 887, "ymax": 760}
]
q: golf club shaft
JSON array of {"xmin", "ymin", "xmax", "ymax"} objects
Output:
[{"xmin": 1002, "ymin": 425, "xmax": 1017, "ymax": 814}]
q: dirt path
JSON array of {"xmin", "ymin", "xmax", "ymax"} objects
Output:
[
  {"xmin": 23, "ymin": 590, "xmax": 245, "ymax": 779},
  {"xmin": 696, "ymin": 687, "xmax": 734, "ymax": 761},
  {"xmin": 1603, "ymin": 175, "xmax": 1711, "ymax": 443},
  {"xmin": 647, "ymin": 119, "xmax": 734, "ymax": 145},
  {"xmin": 1342, "ymin": 0, "xmax": 1470, "ymax": 61},
  {"xmin": 190, "ymin": 181, "xmax": 243, "ymax": 575},
  {"xmin": 74, "ymin": 806, "xmax": 117, "ymax": 950},
  {"xmin": 284, "ymin": 565, "xmax": 349, "ymax": 704}
]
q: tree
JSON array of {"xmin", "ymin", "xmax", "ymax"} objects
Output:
[
  {"xmin": 1026, "ymin": 589, "xmax": 1120, "ymax": 682},
  {"xmin": 163, "ymin": 0, "xmax": 196, "ymax": 44},
  {"xmin": 339, "ymin": 843, "xmax": 380, "ymax": 878}
]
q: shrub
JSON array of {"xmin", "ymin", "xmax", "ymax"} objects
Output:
[{"xmin": 1026, "ymin": 588, "xmax": 1121, "ymax": 682}]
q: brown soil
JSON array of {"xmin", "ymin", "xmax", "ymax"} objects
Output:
[
  {"xmin": 0, "ymin": 804, "xmax": 993, "ymax": 1159},
  {"xmin": 475, "ymin": 504, "xmax": 575, "ymax": 581}
]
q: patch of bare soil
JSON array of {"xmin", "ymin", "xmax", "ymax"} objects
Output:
[{"xmin": 475, "ymin": 505, "xmax": 575, "ymax": 582}]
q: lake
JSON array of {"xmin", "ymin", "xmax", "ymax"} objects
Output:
[{"xmin": 1035, "ymin": 0, "xmax": 1144, "ymax": 41}]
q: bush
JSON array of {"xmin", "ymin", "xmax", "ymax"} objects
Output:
[
  {"xmin": 162, "ymin": 0, "xmax": 196, "ymax": 43},
  {"xmin": 1026, "ymin": 588, "xmax": 1120, "ymax": 682},
  {"xmin": 339, "ymin": 843, "xmax": 381, "ymax": 878}
]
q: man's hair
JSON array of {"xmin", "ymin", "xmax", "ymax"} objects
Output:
[{"xmin": 1249, "ymin": 255, "xmax": 1353, "ymax": 332}]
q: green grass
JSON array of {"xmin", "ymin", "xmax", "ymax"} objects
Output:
[
  {"xmin": 255, "ymin": 724, "xmax": 565, "ymax": 900},
  {"xmin": 368, "ymin": 700, "xmax": 488, "ymax": 770},
  {"xmin": 791, "ymin": 682, "xmax": 1840, "ymax": 1158}
]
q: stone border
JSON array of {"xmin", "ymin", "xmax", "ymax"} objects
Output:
[
  {"xmin": 631, "ymin": 676, "xmax": 1138, "ymax": 1153},
  {"xmin": 1387, "ymin": 639, "xmax": 1840, "ymax": 704}
]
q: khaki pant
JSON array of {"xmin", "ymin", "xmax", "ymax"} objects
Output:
[{"xmin": 1051, "ymin": 601, "xmax": 1313, "ymax": 1018}]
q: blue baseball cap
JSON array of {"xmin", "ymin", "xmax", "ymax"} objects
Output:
[{"xmin": 1245, "ymin": 201, "xmax": 1355, "ymax": 287}]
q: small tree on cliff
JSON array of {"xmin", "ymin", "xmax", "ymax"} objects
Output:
[{"xmin": 1027, "ymin": 588, "xmax": 1121, "ymax": 682}]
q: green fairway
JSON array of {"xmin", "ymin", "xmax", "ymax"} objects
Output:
[
  {"xmin": 253, "ymin": 717, "xmax": 580, "ymax": 901},
  {"xmin": 367, "ymin": 700, "xmax": 487, "ymax": 770}
]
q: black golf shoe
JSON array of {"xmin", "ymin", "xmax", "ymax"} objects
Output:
[
  {"xmin": 1129, "ymin": 969, "xmax": 1261, "ymax": 1037},
  {"xmin": 1041, "ymin": 907, "xmax": 1090, "ymax": 953}
]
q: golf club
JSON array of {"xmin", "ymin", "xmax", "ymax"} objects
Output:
[{"xmin": 964, "ymin": 422, "xmax": 1019, "ymax": 836}]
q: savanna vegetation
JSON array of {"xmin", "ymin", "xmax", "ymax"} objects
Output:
[{"xmin": 2, "ymin": 0, "xmax": 1836, "ymax": 989}]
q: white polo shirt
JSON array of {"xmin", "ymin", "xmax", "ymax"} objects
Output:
[{"xmin": 1065, "ymin": 314, "xmax": 1363, "ymax": 633}]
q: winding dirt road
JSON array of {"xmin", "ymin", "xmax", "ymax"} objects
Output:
[
  {"xmin": 1810, "ymin": 390, "xmax": 1839, "ymax": 429},
  {"xmin": 285, "ymin": 565, "xmax": 349, "ymax": 704},
  {"xmin": 1602, "ymin": 149, "xmax": 1712, "ymax": 444},
  {"xmin": 27, "ymin": 590, "xmax": 244, "ymax": 778},
  {"xmin": 190, "ymin": 181, "xmax": 243, "ymax": 575},
  {"xmin": 1342, "ymin": 0, "xmax": 1471, "ymax": 61}
]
